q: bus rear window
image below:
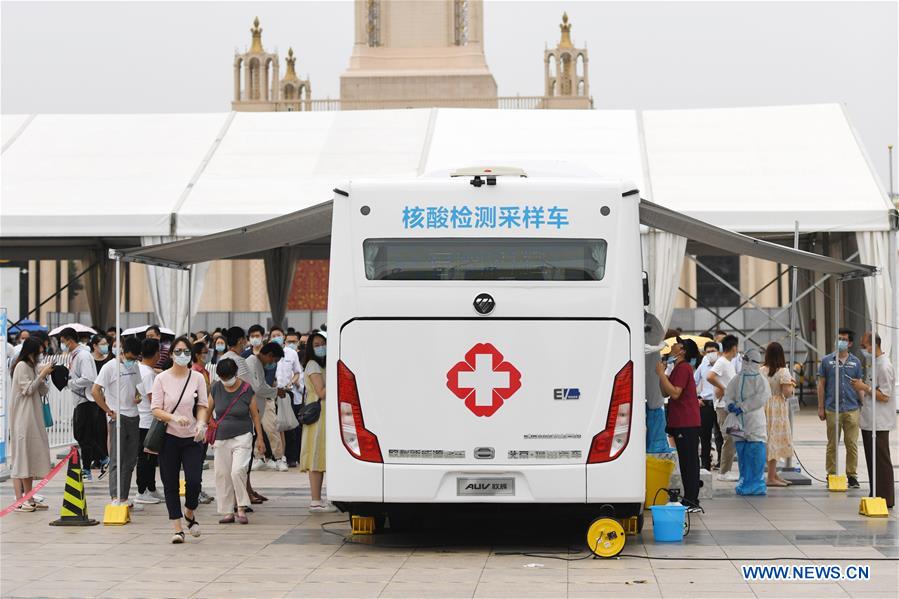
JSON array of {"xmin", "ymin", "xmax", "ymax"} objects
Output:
[{"xmin": 363, "ymin": 238, "xmax": 607, "ymax": 281}]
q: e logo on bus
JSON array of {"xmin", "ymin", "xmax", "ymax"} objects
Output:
[
  {"xmin": 446, "ymin": 343, "xmax": 522, "ymax": 417},
  {"xmin": 473, "ymin": 293, "xmax": 495, "ymax": 315}
]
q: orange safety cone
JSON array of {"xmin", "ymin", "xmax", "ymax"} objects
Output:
[{"xmin": 50, "ymin": 448, "xmax": 99, "ymax": 526}]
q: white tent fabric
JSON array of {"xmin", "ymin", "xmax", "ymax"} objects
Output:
[
  {"xmin": 176, "ymin": 110, "xmax": 432, "ymax": 236},
  {"xmin": 2, "ymin": 105, "xmax": 892, "ymax": 239},
  {"xmin": 641, "ymin": 230, "xmax": 688, "ymax": 329},
  {"xmin": 641, "ymin": 104, "xmax": 892, "ymax": 233},
  {"xmin": 141, "ymin": 236, "xmax": 209, "ymax": 336},
  {"xmin": 856, "ymin": 231, "xmax": 894, "ymax": 355},
  {"xmin": 1, "ymin": 113, "xmax": 230, "ymax": 237}
]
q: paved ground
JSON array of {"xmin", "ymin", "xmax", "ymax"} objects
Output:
[{"xmin": 1, "ymin": 406, "xmax": 897, "ymax": 598}]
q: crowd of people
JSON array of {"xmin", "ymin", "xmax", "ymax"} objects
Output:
[
  {"xmin": 4, "ymin": 320, "xmax": 896, "ymax": 538},
  {"xmin": 649, "ymin": 328, "xmax": 895, "ymax": 512},
  {"xmin": 6, "ymin": 323, "xmax": 334, "ymax": 543}
]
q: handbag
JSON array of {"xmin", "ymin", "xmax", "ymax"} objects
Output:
[
  {"xmin": 206, "ymin": 382, "xmax": 251, "ymax": 445},
  {"xmin": 297, "ymin": 398, "xmax": 321, "ymax": 426},
  {"xmin": 42, "ymin": 396, "xmax": 54, "ymax": 428},
  {"xmin": 275, "ymin": 392, "xmax": 300, "ymax": 432},
  {"xmin": 144, "ymin": 372, "xmax": 192, "ymax": 455}
]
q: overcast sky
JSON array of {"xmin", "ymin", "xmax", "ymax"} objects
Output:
[{"xmin": 2, "ymin": 1, "xmax": 896, "ymax": 187}]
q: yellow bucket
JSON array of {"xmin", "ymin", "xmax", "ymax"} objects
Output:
[{"xmin": 645, "ymin": 454, "xmax": 676, "ymax": 509}]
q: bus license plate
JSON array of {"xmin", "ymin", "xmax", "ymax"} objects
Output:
[{"xmin": 457, "ymin": 477, "xmax": 515, "ymax": 496}]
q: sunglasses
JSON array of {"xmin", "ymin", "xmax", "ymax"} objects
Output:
[{"xmin": 172, "ymin": 348, "xmax": 192, "ymax": 356}]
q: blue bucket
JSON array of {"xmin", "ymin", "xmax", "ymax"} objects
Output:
[{"xmin": 650, "ymin": 504, "xmax": 686, "ymax": 542}]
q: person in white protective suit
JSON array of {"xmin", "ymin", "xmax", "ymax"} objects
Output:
[
  {"xmin": 722, "ymin": 347, "xmax": 770, "ymax": 495},
  {"xmin": 644, "ymin": 313, "xmax": 670, "ymax": 453}
]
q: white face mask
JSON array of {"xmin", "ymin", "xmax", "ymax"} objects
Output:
[
  {"xmin": 221, "ymin": 377, "xmax": 237, "ymax": 387},
  {"xmin": 173, "ymin": 354, "xmax": 191, "ymax": 367},
  {"xmin": 249, "ymin": 337, "xmax": 262, "ymax": 347},
  {"xmin": 707, "ymin": 352, "xmax": 718, "ymax": 365}
]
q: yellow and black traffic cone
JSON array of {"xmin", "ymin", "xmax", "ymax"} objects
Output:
[{"xmin": 50, "ymin": 447, "xmax": 99, "ymax": 526}]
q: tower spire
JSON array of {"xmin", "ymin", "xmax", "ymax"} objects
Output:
[
  {"xmin": 250, "ymin": 16, "xmax": 264, "ymax": 53},
  {"xmin": 559, "ymin": 12, "xmax": 573, "ymax": 49},
  {"xmin": 284, "ymin": 47, "xmax": 299, "ymax": 81}
]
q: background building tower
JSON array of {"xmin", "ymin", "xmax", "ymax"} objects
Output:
[
  {"xmin": 544, "ymin": 13, "xmax": 591, "ymax": 109},
  {"xmin": 233, "ymin": 17, "xmax": 281, "ymax": 111},
  {"xmin": 280, "ymin": 48, "xmax": 312, "ymax": 111},
  {"xmin": 340, "ymin": 0, "xmax": 498, "ymax": 109}
]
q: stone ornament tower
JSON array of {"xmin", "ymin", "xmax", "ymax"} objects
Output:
[
  {"xmin": 280, "ymin": 48, "xmax": 312, "ymax": 111},
  {"xmin": 340, "ymin": 0, "xmax": 498, "ymax": 109},
  {"xmin": 544, "ymin": 13, "xmax": 591, "ymax": 109},
  {"xmin": 232, "ymin": 17, "xmax": 281, "ymax": 111}
]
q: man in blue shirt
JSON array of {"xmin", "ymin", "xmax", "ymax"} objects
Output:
[{"xmin": 817, "ymin": 328, "xmax": 862, "ymax": 488}]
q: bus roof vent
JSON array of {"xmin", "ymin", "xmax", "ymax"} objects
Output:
[{"xmin": 450, "ymin": 166, "xmax": 527, "ymax": 188}]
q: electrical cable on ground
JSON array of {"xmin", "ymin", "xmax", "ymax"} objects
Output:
[{"xmin": 321, "ymin": 522, "xmax": 899, "ymax": 562}]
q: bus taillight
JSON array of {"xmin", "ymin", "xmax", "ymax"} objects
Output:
[
  {"xmin": 337, "ymin": 360, "xmax": 383, "ymax": 463},
  {"xmin": 587, "ymin": 361, "xmax": 633, "ymax": 464}
]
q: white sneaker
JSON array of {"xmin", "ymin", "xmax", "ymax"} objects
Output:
[
  {"xmin": 252, "ymin": 458, "xmax": 267, "ymax": 471},
  {"xmin": 308, "ymin": 502, "xmax": 338, "ymax": 513},
  {"xmin": 276, "ymin": 458, "xmax": 288, "ymax": 472},
  {"xmin": 134, "ymin": 491, "xmax": 161, "ymax": 504},
  {"xmin": 151, "ymin": 489, "xmax": 165, "ymax": 501},
  {"xmin": 265, "ymin": 459, "xmax": 277, "ymax": 471},
  {"xmin": 717, "ymin": 471, "xmax": 739, "ymax": 482}
]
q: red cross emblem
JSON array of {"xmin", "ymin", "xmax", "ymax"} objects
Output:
[{"xmin": 446, "ymin": 343, "xmax": 522, "ymax": 417}]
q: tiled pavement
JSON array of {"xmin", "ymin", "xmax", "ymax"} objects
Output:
[{"xmin": 1, "ymin": 407, "xmax": 897, "ymax": 598}]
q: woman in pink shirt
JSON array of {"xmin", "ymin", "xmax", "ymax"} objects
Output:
[{"xmin": 151, "ymin": 337, "xmax": 209, "ymax": 544}]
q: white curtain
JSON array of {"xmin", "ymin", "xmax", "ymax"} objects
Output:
[
  {"xmin": 641, "ymin": 229, "xmax": 687, "ymax": 329},
  {"xmin": 855, "ymin": 231, "xmax": 894, "ymax": 355},
  {"xmin": 141, "ymin": 236, "xmax": 210, "ymax": 336}
]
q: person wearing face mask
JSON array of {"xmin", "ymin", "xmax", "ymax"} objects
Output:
[
  {"xmin": 708, "ymin": 335, "xmax": 740, "ymax": 481},
  {"xmin": 151, "ymin": 337, "xmax": 209, "ymax": 543},
  {"xmin": 246, "ymin": 342, "xmax": 288, "ymax": 471},
  {"xmin": 274, "ymin": 328, "xmax": 304, "ymax": 467},
  {"xmin": 817, "ymin": 328, "xmax": 862, "ymax": 489},
  {"xmin": 695, "ymin": 341, "xmax": 722, "ymax": 471},
  {"xmin": 91, "ymin": 337, "xmax": 144, "ymax": 507},
  {"xmin": 722, "ymin": 348, "xmax": 771, "ymax": 496},
  {"xmin": 87, "ymin": 334, "xmax": 113, "ymax": 476},
  {"xmin": 211, "ymin": 334, "xmax": 227, "ymax": 367},
  {"xmin": 8, "ymin": 338, "xmax": 55, "ymax": 512},
  {"xmin": 134, "ymin": 338, "xmax": 163, "ymax": 504},
  {"xmin": 655, "ymin": 338, "xmax": 702, "ymax": 511},
  {"xmin": 242, "ymin": 324, "xmax": 266, "ymax": 359},
  {"xmin": 57, "ymin": 327, "xmax": 101, "ymax": 482},
  {"xmin": 643, "ymin": 313, "xmax": 669, "ymax": 454},
  {"xmin": 210, "ymin": 359, "xmax": 265, "ymax": 524},
  {"xmin": 851, "ymin": 332, "xmax": 895, "ymax": 508}
]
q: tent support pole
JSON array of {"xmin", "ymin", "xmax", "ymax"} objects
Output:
[
  {"xmin": 8, "ymin": 260, "xmax": 98, "ymax": 332},
  {"xmin": 890, "ymin": 226, "xmax": 898, "ymax": 399},
  {"xmin": 187, "ymin": 266, "xmax": 192, "ymax": 336},
  {"xmin": 786, "ymin": 220, "xmax": 800, "ymax": 472},
  {"xmin": 114, "ymin": 254, "xmax": 122, "ymax": 505},
  {"xmin": 707, "ymin": 266, "xmax": 790, "ymax": 333}
]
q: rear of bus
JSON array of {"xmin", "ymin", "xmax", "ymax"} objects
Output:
[{"xmin": 326, "ymin": 174, "xmax": 646, "ymax": 522}]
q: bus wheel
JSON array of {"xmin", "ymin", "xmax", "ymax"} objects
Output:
[{"xmin": 586, "ymin": 517, "xmax": 626, "ymax": 558}]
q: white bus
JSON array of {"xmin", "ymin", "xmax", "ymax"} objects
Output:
[{"xmin": 326, "ymin": 168, "xmax": 646, "ymax": 532}]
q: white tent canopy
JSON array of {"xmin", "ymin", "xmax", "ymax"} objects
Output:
[{"xmin": 2, "ymin": 104, "xmax": 893, "ymax": 238}]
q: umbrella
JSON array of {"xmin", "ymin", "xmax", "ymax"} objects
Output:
[
  {"xmin": 49, "ymin": 323, "xmax": 98, "ymax": 336},
  {"xmin": 121, "ymin": 324, "xmax": 175, "ymax": 337},
  {"xmin": 7, "ymin": 319, "xmax": 48, "ymax": 334},
  {"xmin": 662, "ymin": 335, "xmax": 714, "ymax": 355}
]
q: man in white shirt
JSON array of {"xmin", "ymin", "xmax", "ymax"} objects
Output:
[
  {"xmin": 695, "ymin": 341, "xmax": 721, "ymax": 471},
  {"xmin": 59, "ymin": 327, "xmax": 101, "ymax": 481},
  {"xmin": 134, "ymin": 338, "xmax": 163, "ymax": 505},
  {"xmin": 707, "ymin": 334, "xmax": 739, "ymax": 481},
  {"xmin": 852, "ymin": 332, "xmax": 895, "ymax": 509},
  {"xmin": 92, "ymin": 337, "xmax": 142, "ymax": 504},
  {"xmin": 276, "ymin": 329, "xmax": 305, "ymax": 467}
]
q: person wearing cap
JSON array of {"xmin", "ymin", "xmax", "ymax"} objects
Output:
[{"xmin": 723, "ymin": 347, "xmax": 770, "ymax": 496}]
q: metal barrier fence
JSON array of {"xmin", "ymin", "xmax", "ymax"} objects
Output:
[{"xmin": 40, "ymin": 354, "xmax": 76, "ymax": 449}]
